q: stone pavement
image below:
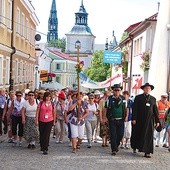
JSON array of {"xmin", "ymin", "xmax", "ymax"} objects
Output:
[{"xmin": 0, "ymin": 134, "xmax": 170, "ymax": 170}]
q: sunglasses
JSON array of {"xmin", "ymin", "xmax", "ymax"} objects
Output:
[
  {"xmin": 28, "ymin": 94, "xmax": 34, "ymax": 96},
  {"xmin": 16, "ymin": 95, "xmax": 22, "ymax": 97},
  {"xmin": 113, "ymin": 89, "xmax": 121, "ymax": 91},
  {"xmin": 89, "ymin": 98, "xmax": 94, "ymax": 99}
]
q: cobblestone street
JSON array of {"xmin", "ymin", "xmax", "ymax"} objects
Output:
[{"xmin": 0, "ymin": 134, "xmax": 170, "ymax": 170}]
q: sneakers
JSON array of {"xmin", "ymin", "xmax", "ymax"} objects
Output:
[
  {"xmin": 12, "ymin": 141, "xmax": 17, "ymax": 147},
  {"xmin": 125, "ymin": 144, "xmax": 130, "ymax": 149},
  {"xmin": 168, "ymin": 148, "xmax": 170, "ymax": 152},
  {"xmin": 120, "ymin": 144, "xmax": 124, "ymax": 149},
  {"xmin": 59, "ymin": 141, "xmax": 63, "ymax": 144},
  {"xmin": 8, "ymin": 138, "xmax": 14, "ymax": 143},
  {"xmin": 56, "ymin": 140, "xmax": 59, "ymax": 144},
  {"xmin": 19, "ymin": 142, "xmax": 22, "ymax": 147}
]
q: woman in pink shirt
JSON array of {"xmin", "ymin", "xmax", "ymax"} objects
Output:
[{"xmin": 36, "ymin": 92, "xmax": 56, "ymax": 155}]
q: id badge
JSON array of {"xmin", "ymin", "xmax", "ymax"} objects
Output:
[
  {"xmin": 146, "ymin": 103, "xmax": 150, "ymax": 107},
  {"xmin": 45, "ymin": 114, "xmax": 49, "ymax": 119}
]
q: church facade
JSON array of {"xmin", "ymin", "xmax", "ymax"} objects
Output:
[{"xmin": 65, "ymin": 0, "xmax": 95, "ymax": 68}]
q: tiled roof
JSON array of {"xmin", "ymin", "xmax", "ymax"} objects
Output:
[
  {"xmin": 124, "ymin": 13, "xmax": 158, "ymax": 33},
  {"xmin": 49, "ymin": 50, "xmax": 77, "ymax": 61}
]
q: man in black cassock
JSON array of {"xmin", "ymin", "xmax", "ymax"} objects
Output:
[{"xmin": 131, "ymin": 83, "xmax": 160, "ymax": 158}]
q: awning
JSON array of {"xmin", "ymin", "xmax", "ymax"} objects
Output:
[{"xmin": 48, "ymin": 73, "xmax": 56, "ymax": 77}]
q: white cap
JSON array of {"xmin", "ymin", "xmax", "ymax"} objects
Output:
[
  {"xmin": 94, "ymin": 90, "xmax": 101, "ymax": 95},
  {"xmin": 161, "ymin": 93, "xmax": 168, "ymax": 97},
  {"xmin": 25, "ymin": 89, "xmax": 30, "ymax": 94}
]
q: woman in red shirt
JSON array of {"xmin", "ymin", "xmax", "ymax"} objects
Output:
[{"xmin": 36, "ymin": 92, "xmax": 56, "ymax": 155}]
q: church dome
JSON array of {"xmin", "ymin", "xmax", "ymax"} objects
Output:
[{"xmin": 69, "ymin": 25, "xmax": 93, "ymax": 35}]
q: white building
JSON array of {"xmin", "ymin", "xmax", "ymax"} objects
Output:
[
  {"xmin": 117, "ymin": 13, "xmax": 158, "ymax": 95},
  {"xmin": 49, "ymin": 50, "xmax": 77, "ymax": 89}
]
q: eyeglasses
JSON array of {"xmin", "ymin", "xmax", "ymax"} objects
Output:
[
  {"xmin": 89, "ymin": 98, "xmax": 94, "ymax": 99},
  {"xmin": 113, "ymin": 89, "xmax": 121, "ymax": 91},
  {"xmin": 28, "ymin": 94, "xmax": 34, "ymax": 96},
  {"xmin": 162, "ymin": 96, "xmax": 167, "ymax": 99}
]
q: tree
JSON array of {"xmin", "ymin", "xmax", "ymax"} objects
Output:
[
  {"xmin": 47, "ymin": 37, "xmax": 66, "ymax": 52},
  {"xmin": 84, "ymin": 50, "xmax": 110, "ymax": 82},
  {"xmin": 120, "ymin": 32, "xmax": 128, "ymax": 42}
]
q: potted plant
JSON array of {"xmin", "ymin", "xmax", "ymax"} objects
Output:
[{"xmin": 140, "ymin": 50, "xmax": 151, "ymax": 71}]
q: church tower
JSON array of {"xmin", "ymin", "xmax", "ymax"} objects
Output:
[
  {"xmin": 65, "ymin": 0, "xmax": 95, "ymax": 68},
  {"xmin": 47, "ymin": 0, "xmax": 58, "ymax": 42}
]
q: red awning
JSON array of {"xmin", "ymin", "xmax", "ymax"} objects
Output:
[{"xmin": 48, "ymin": 73, "xmax": 56, "ymax": 77}]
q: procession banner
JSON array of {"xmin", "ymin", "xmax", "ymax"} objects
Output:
[{"xmin": 80, "ymin": 71, "xmax": 123, "ymax": 89}]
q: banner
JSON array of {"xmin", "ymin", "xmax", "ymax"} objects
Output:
[
  {"xmin": 40, "ymin": 70, "xmax": 48, "ymax": 81},
  {"xmin": 80, "ymin": 70, "xmax": 123, "ymax": 89}
]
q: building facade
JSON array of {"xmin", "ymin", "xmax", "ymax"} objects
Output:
[
  {"xmin": 49, "ymin": 50, "xmax": 77, "ymax": 89},
  {"xmin": 0, "ymin": 0, "xmax": 39, "ymax": 91},
  {"xmin": 116, "ymin": 13, "xmax": 158, "ymax": 95}
]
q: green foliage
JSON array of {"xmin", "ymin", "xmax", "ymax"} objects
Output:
[
  {"xmin": 84, "ymin": 50, "xmax": 110, "ymax": 82},
  {"xmin": 115, "ymin": 47, "xmax": 128, "ymax": 76},
  {"xmin": 47, "ymin": 38, "xmax": 66, "ymax": 52},
  {"xmin": 120, "ymin": 32, "xmax": 128, "ymax": 42}
]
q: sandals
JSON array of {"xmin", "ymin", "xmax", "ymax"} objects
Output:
[
  {"xmin": 76, "ymin": 145, "xmax": 80, "ymax": 149},
  {"xmin": 72, "ymin": 148, "xmax": 76, "ymax": 153}
]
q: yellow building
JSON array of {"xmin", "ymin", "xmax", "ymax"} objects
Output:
[{"xmin": 0, "ymin": 0, "xmax": 39, "ymax": 91}]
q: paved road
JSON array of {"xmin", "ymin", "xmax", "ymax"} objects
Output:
[{"xmin": 0, "ymin": 134, "xmax": 170, "ymax": 170}]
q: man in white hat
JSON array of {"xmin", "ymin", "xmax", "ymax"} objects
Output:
[{"xmin": 156, "ymin": 93, "xmax": 170, "ymax": 147}]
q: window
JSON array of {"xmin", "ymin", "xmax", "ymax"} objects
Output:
[
  {"xmin": 0, "ymin": 0, "xmax": 5, "ymax": 24},
  {"xmin": 0, "ymin": 55, "xmax": 3, "ymax": 85},
  {"xmin": 26, "ymin": 18, "xmax": 29, "ymax": 40},
  {"xmin": 56, "ymin": 76, "xmax": 60, "ymax": 83},
  {"xmin": 19, "ymin": 61, "xmax": 23, "ymax": 83},
  {"xmin": 7, "ymin": 0, "xmax": 12, "ymax": 29},
  {"xmin": 15, "ymin": 60, "xmax": 18, "ymax": 83},
  {"xmin": 21, "ymin": 13, "xmax": 25, "ymax": 37},
  {"xmin": 56, "ymin": 63, "xmax": 61, "ymax": 70},
  {"xmin": 6, "ymin": 57, "xmax": 10, "ymax": 84},
  {"xmin": 16, "ymin": 8, "xmax": 20, "ymax": 33}
]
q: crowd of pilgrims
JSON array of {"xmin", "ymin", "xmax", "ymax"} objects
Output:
[{"xmin": 0, "ymin": 84, "xmax": 170, "ymax": 156}]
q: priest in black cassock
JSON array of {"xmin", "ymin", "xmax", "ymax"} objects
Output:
[{"xmin": 131, "ymin": 83, "xmax": 160, "ymax": 158}]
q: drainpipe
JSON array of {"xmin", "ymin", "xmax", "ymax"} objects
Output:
[
  {"xmin": 129, "ymin": 35, "xmax": 133, "ymax": 94},
  {"xmin": 9, "ymin": 0, "xmax": 16, "ymax": 91}
]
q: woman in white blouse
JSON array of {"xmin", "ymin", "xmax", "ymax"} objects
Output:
[{"xmin": 21, "ymin": 91, "xmax": 39, "ymax": 149}]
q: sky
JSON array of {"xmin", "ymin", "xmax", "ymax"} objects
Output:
[{"xmin": 32, "ymin": 0, "xmax": 159, "ymax": 44}]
